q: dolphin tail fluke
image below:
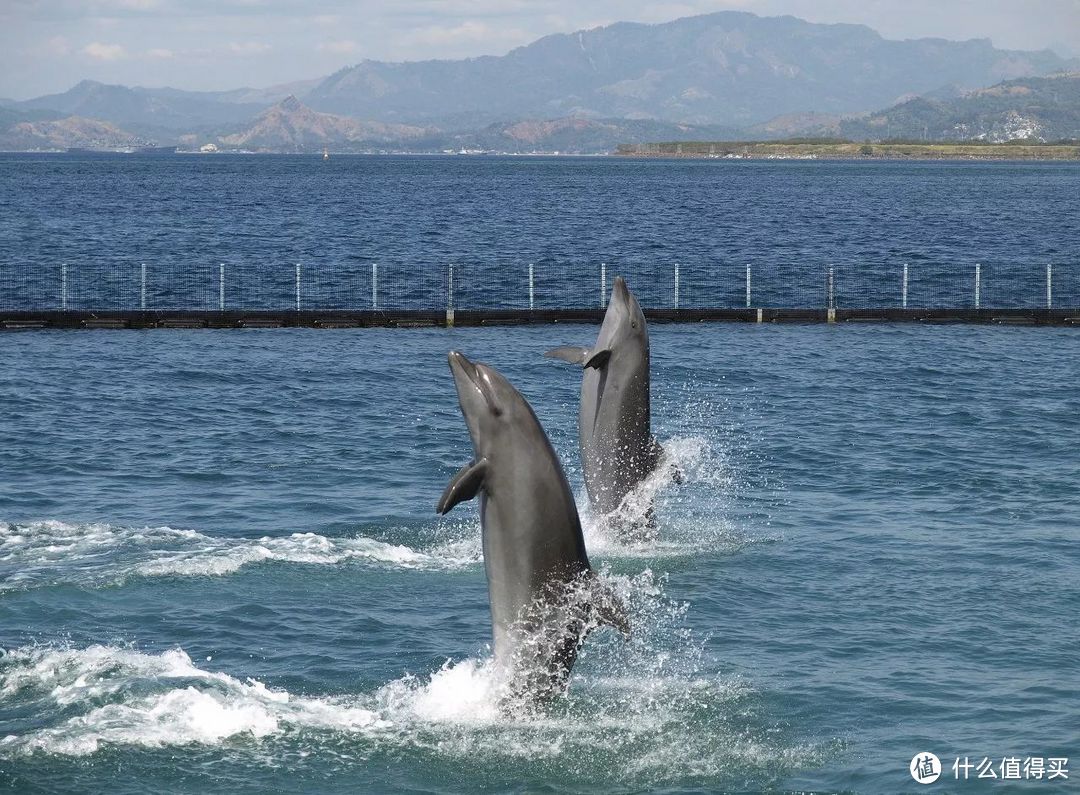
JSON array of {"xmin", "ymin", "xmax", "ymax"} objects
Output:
[
  {"xmin": 544, "ymin": 346, "xmax": 591, "ymax": 365},
  {"xmin": 436, "ymin": 458, "xmax": 488, "ymax": 514}
]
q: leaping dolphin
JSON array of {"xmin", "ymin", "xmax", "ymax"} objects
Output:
[
  {"xmin": 437, "ymin": 351, "xmax": 629, "ymax": 704},
  {"xmin": 545, "ymin": 276, "xmax": 676, "ymax": 537}
]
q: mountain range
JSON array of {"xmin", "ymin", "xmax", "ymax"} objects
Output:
[
  {"xmin": 2, "ymin": 11, "xmax": 1079, "ymax": 152},
  {"xmin": 304, "ymin": 12, "xmax": 1074, "ymax": 127}
]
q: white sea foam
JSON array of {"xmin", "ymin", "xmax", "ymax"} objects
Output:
[
  {"xmin": 0, "ymin": 645, "xmax": 386, "ymax": 757},
  {"xmin": 0, "ymin": 520, "xmax": 480, "ymax": 591},
  {"xmin": 133, "ymin": 532, "xmax": 439, "ymax": 578}
]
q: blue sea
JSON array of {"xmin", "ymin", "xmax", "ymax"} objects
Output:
[
  {"xmin": 1, "ymin": 156, "xmax": 1079, "ymax": 793},
  {"xmin": 1, "ymin": 154, "xmax": 1079, "ymax": 309}
]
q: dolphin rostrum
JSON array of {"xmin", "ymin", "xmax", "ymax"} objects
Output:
[
  {"xmin": 546, "ymin": 276, "xmax": 676, "ymax": 536},
  {"xmin": 438, "ymin": 351, "xmax": 629, "ymax": 703}
]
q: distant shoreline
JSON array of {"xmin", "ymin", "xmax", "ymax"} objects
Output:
[
  {"xmin": 4, "ymin": 146, "xmax": 1080, "ymax": 161},
  {"xmin": 0, "ymin": 149, "xmax": 610, "ymax": 157},
  {"xmin": 617, "ymin": 142, "xmax": 1080, "ymax": 161}
]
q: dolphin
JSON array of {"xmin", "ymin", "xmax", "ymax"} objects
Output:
[
  {"xmin": 546, "ymin": 276, "xmax": 676, "ymax": 536},
  {"xmin": 437, "ymin": 351, "xmax": 629, "ymax": 703}
]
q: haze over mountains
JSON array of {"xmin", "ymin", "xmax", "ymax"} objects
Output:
[{"xmin": 2, "ymin": 11, "xmax": 1078, "ymax": 152}]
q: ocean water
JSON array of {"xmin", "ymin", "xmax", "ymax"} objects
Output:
[
  {"xmin": 2, "ymin": 157, "xmax": 1079, "ymax": 793},
  {"xmin": 1, "ymin": 324, "xmax": 1078, "ymax": 793},
  {"xmin": 2, "ymin": 154, "xmax": 1080, "ymax": 309}
]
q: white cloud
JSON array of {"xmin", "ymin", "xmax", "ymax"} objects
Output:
[
  {"xmin": 403, "ymin": 20, "xmax": 530, "ymax": 49},
  {"xmin": 45, "ymin": 36, "xmax": 72, "ymax": 56},
  {"xmin": 316, "ymin": 39, "xmax": 357, "ymax": 54},
  {"xmin": 146, "ymin": 47, "xmax": 174, "ymax": 58},
  {"xmin": 410, "ymin": 20, "xmax": 495, "ymax": 46},
  {"xmin": 228, "ymin": 40, "xmax": 271, "ymax": 55},
  {"xmin": 115, "ymin": 0, "xmax": 163, "ymax": 9},
  {"xmin": 82, "ymin": 42, "xmax": 128, "ymax": 60}
]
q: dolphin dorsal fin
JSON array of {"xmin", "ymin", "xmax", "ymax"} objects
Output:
[
  {"xmin": 544, "ymin": 346, "xmax": 591, "ymax": 365},
  {"xmin": 436, "ymin": 458, "xmax": 488, "ymax": 515},
  {"xmin": 583, "ymin": 349, "xmax": 611, "ymax": 370}
]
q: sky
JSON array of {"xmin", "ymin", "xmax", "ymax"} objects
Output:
[{"xmin": 2, "ymin": 0, "xmax": 1078, "ymax": 100}]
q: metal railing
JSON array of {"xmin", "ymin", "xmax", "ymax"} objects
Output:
[
  {"xmin": 2, "ymin": 261, "xmax": 1079, "ymax": 328},
  {"xmin": 2, "ymin": 261, "xmax": 1076, "ymax": 312}
]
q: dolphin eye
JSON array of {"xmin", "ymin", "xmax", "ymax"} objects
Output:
[{"xmin": 631, "ymin": 321, "xmax": 638, "ymax": 329}]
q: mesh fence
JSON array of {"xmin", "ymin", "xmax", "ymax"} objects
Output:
[{"xmin": 0, "ymin": 261, "xmax": 1076, "ymax": 312}]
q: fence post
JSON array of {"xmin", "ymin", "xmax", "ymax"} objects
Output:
[
  {"xmin": 446, "ymin": 263, "xmax": 455, "ymax": 327},
  {"xmin": 674, "ymin": 262, "xmax": 680, "ymax": 309},
  {"xmin": 528, "ymin": 263, "xmax": 535, "ymax": 310},
  {"xmin": 827, "ymin": 265, "xmax": 836, "ymax": 323},
  {"xmin": 600, "ymin": 262, "xmax": 607, "ymax": 309},
  {"xmin": 140, "ymin": 263, "xmax": 147, "ymax": 311},
  {"xmin": 975, "ymin": 263, "xmax": 981, "ymax": 309},
  {"xmin": 219, "ymin": 263, "xmax": 225, "ymax": 311},
  {"xmin": 295, "ymin": 262, "xmax": 301, "ymax": 313},
  {"xmin": 745, "ymin": 264, "xmax": 751, "ymax": 308},
  {"xmin": 1046, "ymin": 263, "xmax": 1053, "ymax": 309},
  {"xmin": 902, "ymin": 263, "xmax": 909, "ymax": 309},
  {"xmin": 61, "ymin": 263, "xmax": 67, "ymax": 310},
  {"xmin": 372, "ymin": 263, "xmax": 378, "ymax": 310}
]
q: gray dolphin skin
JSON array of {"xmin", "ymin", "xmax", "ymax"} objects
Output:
[
  {"xmin": 437, "ymin": 351, "xmax": 629, "ymax": 703},
  {"xmin": 546, "ymin": 276, "xmax": 669, "ymax": 532}
]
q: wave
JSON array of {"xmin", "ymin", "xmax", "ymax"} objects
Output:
[
  {"xmin": 0, "ymin": 571, "xmax": 825, "ymax": 786},
  {"xmin": 0, "ymin": 399, "xmax": 764, "ymax": 591},
  {"xmin": 0, "ymin": 520, "xmax": 481, "ymax": 592},
  {"xmin": 0, "ymin": 434, "xmax": 756, "ymax": 593}
]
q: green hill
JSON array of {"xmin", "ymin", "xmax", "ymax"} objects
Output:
[{"xmin": 838, "ymin": 72, "xmax": 1080, "ymax": 142}]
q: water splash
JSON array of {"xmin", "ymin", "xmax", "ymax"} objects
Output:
[
  {"xmin": 580, "ymin": 434, "xmax": 753, "ymax": 560},
  {"xmin": 576, "ymin": 379, "xmax": 779, "ymax": 561}
]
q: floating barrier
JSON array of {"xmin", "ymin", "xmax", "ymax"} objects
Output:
[{"xmin": 0, "ymin": 307, "xmax": 1079, "ymax": 329}]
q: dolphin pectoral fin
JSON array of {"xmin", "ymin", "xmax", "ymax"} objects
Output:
[
  {"xmin": 589, "ymin": 576, "xmax": 631, "ymax": 638},
  {"xmin": 650, "ymin": 435, "xmax": 684, "ymax": 484},
  {"xmin": 595, "ymin": 593, "xmax": 631, "ymax": 638},
  {"xmin": 583, "ymin": 348, "xmax": 611, "ymax": 370},
  {"xmin": 436, "ymin": 458, "xmax": 488, "ymax": 514},
  {"xmin": 544, "ymin": 346, "xmax": 590, "ymax": 365}
]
